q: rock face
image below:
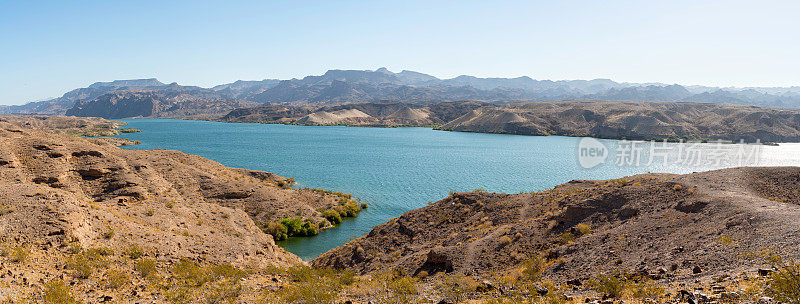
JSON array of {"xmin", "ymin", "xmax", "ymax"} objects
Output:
[
  {"xmin": 0, "ymin": 115, "xmax": 354, "ymax": 268},
  {"xmin": 437, "ymin": 100, "xmax": 800, "ymax": 142},
  {"xmin": 2, "ymin": 79, "xmax": 165, "ymax": 115},
  {"xmin": 66, "ymin": 85, "xmax": 255, "ymax": 119},
  {"xmin": 313, "ymin": 167, "xmax": 800, "ymax": 281}
]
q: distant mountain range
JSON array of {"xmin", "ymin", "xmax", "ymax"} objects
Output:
[{"xmin": 3, "ymin": 68, "xmax": 800, "ymax": 118}]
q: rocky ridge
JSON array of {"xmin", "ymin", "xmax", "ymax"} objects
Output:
[{"xmin": 313, "ymin": 167, "xmax": 800, "ymax": 284}]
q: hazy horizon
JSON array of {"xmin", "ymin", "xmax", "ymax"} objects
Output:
[{"xmin": 2, "ymin": 0, "xmax": 799, "ymax": 105}]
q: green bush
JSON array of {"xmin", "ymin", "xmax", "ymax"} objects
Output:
[
  {"xmin": 338, "ymin": 201, "xmax": 361, "ymax": 217},
  {"xmin": 265, "ymin": 221, "xmax": 288, "ymax": 241},
  {"xmin": 280, "ymin": 217, "xmax": 304, "ymax": 236},
  {"xmin": 301, "ymin": 221, "xmax": 319, "ymax": 236},
  {"xmin": 322, "ymin": 210, "xmax": 342, "ymax": 225},
  {"xmin": 279, "ymin": 217, "xmax": 320, "ymax": 237}
]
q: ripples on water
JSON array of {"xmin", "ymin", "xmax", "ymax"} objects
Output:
[{"xmin": 115, "ymin": 119, "xmax": 800, "ymax": 259}]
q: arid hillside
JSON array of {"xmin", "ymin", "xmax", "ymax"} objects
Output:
[
  {"xmin": 0, "ymin": 115, "xmax": 360, "ymax": 269},
  {"xmin": 437, "ymin": 101, "xmax": 800, "ymax": 142},
  {"xmin": 314, "ymin": 167, "xmax": 800, "ymax": 285},
  {"xmin": 0, "ymin": 115, "xmax": 140, "ymax": 137},
  {"xmin": 220, "ymin": 101, "xmax": 493, "ymax": 127},
  {"xmin": 221, "ymin": 100, "xmax": 800, "ymax": 142}
]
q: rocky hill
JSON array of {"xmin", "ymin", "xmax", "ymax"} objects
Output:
[
  {"xmin": 313, "ymin": 167, "xmax": 800, "ymax": 283},
  {"xmin": 437, "ymin": 100, "xmax": 800, "ymax": 142}
]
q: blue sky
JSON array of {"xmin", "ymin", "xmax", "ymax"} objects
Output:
[{"xmin": 1, "ymin": 0, "xmax": 799, "ymax": 105}]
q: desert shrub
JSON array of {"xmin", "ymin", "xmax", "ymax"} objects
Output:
[
  {"xmin": 204, "ymin": 278, "xmax": 243, "ymax": 304},
  {"xmin": 372, "ymin": 271, "xmax": 419, "ymax": 304},
  {"xmin": 286, "ymin": 265, "xmax": 317, "ymax": 282},
  {"xmin": 272, "ymin": 277, "xmax": 340, "ymax": 304},
  {"xmin": 322, "ymin": 210, "xmax": 342, "ymax": 225},
  {"xmin": 574, "ymin": 223, "xmax": 591, "ymax": 236},
  {"xmin": 7, "ymin": 245, "xmax": 29, "ymax": 263},
  {"xmin": 134, "ymin": 258, "xmax": 158, "ymax": 278},
  {"xmin": 165, "ymin": 285, "xmax": 194, "ymax": 304},
  {"xmin": 173, "ymin": 259, "xmax": 210, "ymax": 287},
  {"xmin": 67, "ymin": 248, "xmax": 111, "ymax": 279},
  {"xmin": 103, "ymin": 269, "xmax": 131, "ymax": 289},
  {"xmin": 589, "ymin": 274, "xmax": 625, "ymax": 298},
  {"xmin": 538, "ymin": 281, "xmax": 571, "ymax": 304},
  {"xmin": 559, "ymin": 232, "xmax": 575, "ymax": 244},
  {"xmin": 86, "ymin": 247, "xmax": 114, "ymax": 257},
  {"xmin": 766, "ymin": 261, "xmax": 800, "ymax": 303},
  {"xmin": 627, "ymin": 279, "xmax": 665, "ymax": 301},
  {"xmin": 673, "ymin": 184, "xmax": 683, "ymax": 191},
  {"xmin": 271, "ymin": 266, "xmax": 355, "ymax": 304},
  {"xmin": 521, "ymin": 255, "xmax": 547, "ymax": 282},
  {"xmin": 125, "ymin": 244, "xmax": 145, "ymax": 259},
  {"xmin": 265, "ymin": 221, "xmax": 288, "ymax": 241},
  {"xmin": 436, "ymin": 274, "xmax": 477, "ymax": 303},
  {"xmin": 210, "ymin": 263, "xmax": 248, "ymax": 282},
  {"xmin": 42, "ymin": 280, "xmax": 77, "ymax": 304}
]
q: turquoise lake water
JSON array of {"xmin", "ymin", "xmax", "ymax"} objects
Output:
[{"xmin": 114, "ymin": 119, "xmax": 800, "ymax": 260}]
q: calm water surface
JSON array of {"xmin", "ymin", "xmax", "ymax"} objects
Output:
[{"xmin": 114, "ymin": 119, "xmax": 800, "ymax": 259}]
